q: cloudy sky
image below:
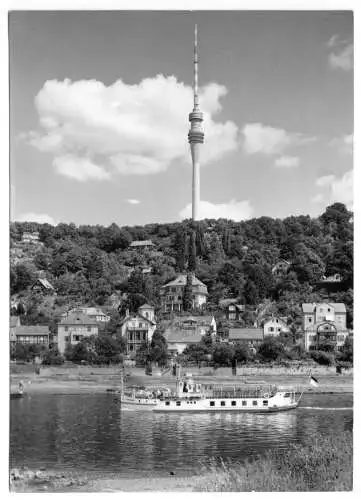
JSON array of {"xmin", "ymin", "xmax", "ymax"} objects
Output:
[{"xmin": 10, "ymin": 10, "xmax": 353, "ymax": 226}]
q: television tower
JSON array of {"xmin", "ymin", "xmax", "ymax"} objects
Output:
[{"xmin": 188, "ymin": 24, "xmax": 204, "ymax": 221}]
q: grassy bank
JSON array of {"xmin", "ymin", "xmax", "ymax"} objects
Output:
[
  {"xmin": 196, "ymin": 431, "xmax": 353, "ymax": 492},
  {"xmin": 10, "ymin": 364, "xmax": 353, "ymax": 394}
]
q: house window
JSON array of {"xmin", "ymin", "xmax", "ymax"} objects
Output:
[
  {"xmin": 220, "ymin": 401, "xmax": 225, "ymax": 406},
  {"xmin": 87, "ymin": 327, "xmax": 91, "ymax": 332},
  {"xmin": 165, "ymin": 401, "xmax": 170, "ymax": 406},
  {"xmin": 242, "ymin": 401, "xmax": 247, "ymax": 406},
  {"xmin": 252, "ymin": 401, "xmax": 258, "ymax": 406},
  {"xmin": 263, "ymin": 401, "xmax": 268, "ymax": 406},
  {"xmin": 269, "ymin": 327, "xmax": 274, "ymax": 332},
  {"xmin": 65, "ymin": 336, "xmax": 69, "ymax": 342},
  {"xmin": 231, "ymin": 401, "xmax": 237, "ymax": 406},
  {"xmin": 65, "ymin": 327, "xmax": 68, "ymax": 332},
  {"xmin": 210, "ymin": 401, "xmax": 215, "ymax": 407},
  {"xmin": 145, "ymin": 312, "xmax": 149, "ymax": 318},
  {"xmin": 308, "ymin": 318, "xmax": 312, "ymax": 323},
  {"xmin": 176, "ymin": 401, "xmax": 181, "ymax": 406},
  {"xmin": 277, "ymin": 328, "xmax": 281, "ymax": 332}
]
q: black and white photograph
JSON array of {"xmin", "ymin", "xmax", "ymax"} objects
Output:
[{"xmin": 7, "ymin": 5, "xmax": 354, "ymax": 493}]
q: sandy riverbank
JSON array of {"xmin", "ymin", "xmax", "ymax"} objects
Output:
[
  {"xmin": 10, "ymin": 469, "xmax": 209, "ymax": 492},
  {"xmin": 10, "ymin": 364, "xmax": 353, "ymax": 395}
]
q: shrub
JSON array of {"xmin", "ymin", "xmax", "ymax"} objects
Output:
[
  {"xmin": 196, "ymin": 431, "xmax": 352, "ymax": 491},
  {"xmin": 42, "ymin": 348, "xmax": 64, "ymax": 365},
  {"xmin": 310, "ymin": 350, "xmax": 334, "ymax": 366}
]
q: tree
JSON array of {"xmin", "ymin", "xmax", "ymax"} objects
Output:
[
  {"xmin": 95, "ymin": 335, "xmax": 123, "ymax": 364},
  {"xmin": 188, "ymin": 231, "xmax": 197, "ymax": 271},
  {"xmin": 149, "ymin": 328, "xmax": 168, "ymax": 366},
  {"xmin": 339, "ymin": 336, "xmax": 353, "ymax": 363},
  {"xmin": 212, "ymin": 344, "xmax": 235, "ymax": 367},
  {"xmin": 174, "ymin": 227, "xmax": 188, "ymax": 272},
  {"xmin": 182, "ymin": 343, "xmax": 211, "ymax": 366},
  {"xmin": 12, "ymin": 263, "xmax": 36, "ymax": 293},
  {"xmin": 182, "ymin": 274, "xmax": 194, "ymax": 312},
  {"xmin": 234, "ymin": 344, "xmax": 252, "ymax": 363},
  {"xmin": 42, "ymin": 347, "xmax": 64, "ymax": 365},
  {"xmin": 258, "ymin": 337, "xmax": 285, "ymax": 362}
]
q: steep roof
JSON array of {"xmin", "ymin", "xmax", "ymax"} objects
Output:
[
  {"xmin": 229, "ymin": 328, "xmax": 264, "ymax": 341},
  {"xmin": 138, "ymin": 304, "xmax": 154, "ymax": 310},
  {"xmin": 15, "ymin": 325, "xmax": 50, "ymax": 335},
  {"xmin": 162, "ymin": 274, "xmax": 207, "ymax": 290},
  {"xmin": 60, "ymin": 313, "xmax": 98, "ymax": 325},
  {"xmin": 34, "ymin": 278, "xmax": 54, "ymax": 290},
  {"xmin": 173, "ymin": 315, "xmax": 214, "ymax": 327},
  {"xmin": 302, "ymin": 303, "xmax": 346, "ymax": 314}
]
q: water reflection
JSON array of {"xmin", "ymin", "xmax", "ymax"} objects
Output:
[{"xmin": 10, "ymin": 393, "xmax": 353, "ymax": 476}]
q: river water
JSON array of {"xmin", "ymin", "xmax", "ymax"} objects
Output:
[{"xmin": 10, "ymin": 393, "xmax": 353, "ymax": 478}]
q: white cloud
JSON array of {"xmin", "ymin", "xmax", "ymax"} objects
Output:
[
  {"xmin": 316, "ymin": 175, "xmax": 335, "ymax": 187},
  {"xmin": 313, "ymin": 170, "xmax": 353, "ymax": 209},
  {"xmin": 127, "ymin": 199, "xmax": 140, "ymax": 205},
  {"xmin": 242, "ymin": 123, "xmax": 314, "ymax": 156},
  {"xmin": 27, "ymin": 76, "xmax": 238, "ymax": 180},
  {"xmin": 53, "ymin": 155, "xmax": 111, "ymax": 181},
  {"xmin": 179, "ymin": 199, "xmax": 253, "ymax": 221},
  {"xmin": 330, "ymin": 134, "xmax": 353, "ymax": 155},
  {"xmin": 328, "ymin": 43, "xmax": 353, "ymax": 71},
  {"xmin": 16, "ymin": 212, "xmax": 57, "ymax": 225},
  {"xmin": 274, "ymin": 156, "xmax": 300, "ymax": 168}
]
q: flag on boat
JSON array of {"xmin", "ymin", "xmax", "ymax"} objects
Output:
[{"xmin": 309, "ymin": 375, "xmax": 319, "ymax": 387}]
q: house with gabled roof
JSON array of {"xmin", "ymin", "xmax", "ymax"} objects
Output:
[
  {"xmin": 263, "ymin": 316, "xmax": 290, "ymax": 337},
  {"xmin": 160, "ymin": 274, "xmax": 208, "ymax": 313},
  {"xmin": 120, "ymin": 304, "xmax": 157, "ymax": 355},
  {"xmin": 302, "ymin": 302, "xmax": 349, "ymax": 351},
  {"xmin": 57, "ymin": 313, "xmax": 98, "ymax": 354},
  {"xmin": 31, "ymin": 277, "xmax": 55, "ymax": 294}
]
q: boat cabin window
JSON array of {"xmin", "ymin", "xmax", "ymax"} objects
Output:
[
  {"xmin": 209, "ymin": 401, "xmax": 215, "ymax": 407},
  {"xmin": 176, "ymin": 401, "xmax": 181, "ymax": 406},
  {"xmin": 231, "ymin": 401, "xmax": 236, "ymax": 406},
  {"xmin": 165, "ymin": 401, "xmax": 170, "ymax": 406},
  {"xmin": 263, "ymin": 400, "xmax": 268, "ymax": 406},
  {"xmin": 220, "ymin": 401, "xmax": 225, "ymax": 406},
  {"xmin": 252, "ymin": 400, "xmax": 258, "ymax": 406},
  {"xmin": 242, "ymin": 401, "xmax": 247, "ymax": 406}
]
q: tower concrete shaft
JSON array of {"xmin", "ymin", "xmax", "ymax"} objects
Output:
[{"xmin": 188, "ymin": 24, "xmax": 204, "ymax": 221}]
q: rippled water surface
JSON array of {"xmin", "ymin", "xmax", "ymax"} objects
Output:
[{"xmin": 10, "ymin": 393, "xmax": 353, "ymax": 477}]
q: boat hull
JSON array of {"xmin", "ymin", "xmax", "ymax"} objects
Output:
[{"xmin": 153, "ymin": 403, "xmax": 299, "ymax": 413}]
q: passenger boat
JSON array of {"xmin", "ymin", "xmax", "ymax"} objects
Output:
[
  {"xmin": 119, "ymin": 371, "xmax": 302, "ymax": 413},
  {"xmin": 152, "ymin": 373, "xmax": 301, "ymax": 413}
]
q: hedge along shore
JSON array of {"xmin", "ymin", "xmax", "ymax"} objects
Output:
[{"xmin": 10, "ymin": 364, "xmax": 353, "ymax": 394}]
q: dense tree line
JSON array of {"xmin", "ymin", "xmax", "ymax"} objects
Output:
[{"xmin": 10, "ymin": 203, "xmax": 353, "ymax": 329}]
